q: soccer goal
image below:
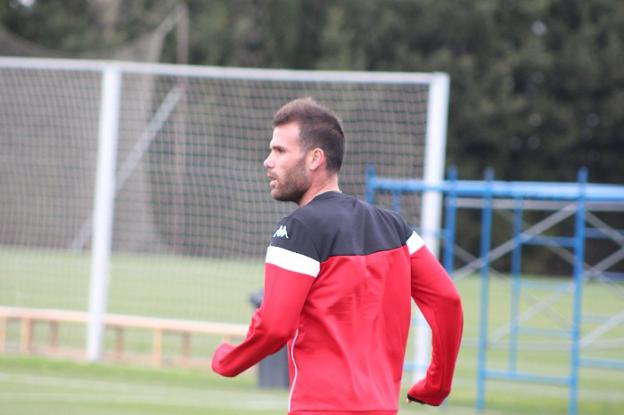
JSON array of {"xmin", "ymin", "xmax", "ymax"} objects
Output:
[{"xmin": 0, "ymin": 57, "xmax": 449, "ymax": 372}]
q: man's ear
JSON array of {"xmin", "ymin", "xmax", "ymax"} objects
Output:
[{"xmin": 308, "ymin": 147, "xmax": 325, "ymax": 171}]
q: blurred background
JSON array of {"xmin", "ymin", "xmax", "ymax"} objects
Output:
[
  {"xmin": 2, "ymin": 0, "xmax": 622, "ymax": 183},
  {"xmin": 2, "ymin": 0, "xmax": 623, "ymax": 274}
]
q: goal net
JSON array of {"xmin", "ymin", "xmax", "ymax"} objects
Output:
[{"xmin": 0, "ymin": 57, "xmax": 448, "ymax": 363}]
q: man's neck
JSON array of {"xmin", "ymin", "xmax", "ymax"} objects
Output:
[{"xmin": 298, "ymin": 176, "xmax": 340, "ymax": 207}]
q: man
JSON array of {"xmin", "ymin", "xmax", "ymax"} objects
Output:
[{"xmin": 212, "ymin": 97, "xmax": 463, "ymax": 414}]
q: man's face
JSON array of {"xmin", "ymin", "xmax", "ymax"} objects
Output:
[{"xmin": 263, "ymin": 122, "xmax": 311, "ymax": 204}]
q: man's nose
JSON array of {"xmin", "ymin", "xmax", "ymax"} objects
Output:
[{"xmin": 263, "ymin": 154, "xmax": 272, "ymax": 169}]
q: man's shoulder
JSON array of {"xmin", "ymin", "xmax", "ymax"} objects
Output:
[
  {"xmin": 268, "ymin": 192, "xmax": 414, "ymax": 260},
  {"xmin": 284, "ymin": 191, "xmax": 350, "ymax": 225},
  {"xmin": 269, "ymin": 209, "xmax": 319, "ymax": 261},
  {"xmin": 268, "ymin": 193, "xmax": 348, "ymax": 254},
  {"xmin": 273, "ymin": 204, "xmax": 320, "ymax": 231},
  {"xmin": 288, "ymin": 191, "xmax": 410, "ymax": 233}
]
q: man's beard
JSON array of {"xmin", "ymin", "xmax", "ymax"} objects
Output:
[
  {"xmin": 272, "ymin": 160, "xmax": 310, "ymax": 204},
  {"xmin": 274, "ymin": 184, "xmax": 307, "ymax": 204}
]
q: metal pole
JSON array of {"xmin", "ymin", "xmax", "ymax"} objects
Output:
[
  {"xmin": 365, "ymin": 165, "xmax": 376, "ymax": 205},
  {"xmin": 415, "ymin": 72, "xmax": 450, "ymax": 382},
  {"xmin": 392, "ymin": 190, "xmax": 401, "ymax": 214},
  {"xmin": 509, "ymin": 198, "xmax": 524, "ymax": 372},
  {"xmin": 420, "ymin": 72, "xmax": 450, "ymax": 258},
  {"xmin": 87, "ymin": 66, "xmax": 121, "ymax": 361},
  {"xmin": 569, "ymin": 167, "xmax": 587, "ymax": 415},
  {"xmin": 476, "ymin": 168, "xmax": 494, "ymax": 411},
  {"xmin": 443, "ymin": 167, "xmax": 458, "ymax": 273}
]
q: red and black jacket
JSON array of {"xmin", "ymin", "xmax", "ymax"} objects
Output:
[{"xmin": 212, "ymin": 191, "xmax": 463, "ymax": 414}]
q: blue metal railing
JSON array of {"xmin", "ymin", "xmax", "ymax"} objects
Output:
[{"xmin": 364, "ymin": 165, "xmax": 624, "ymax": 415}]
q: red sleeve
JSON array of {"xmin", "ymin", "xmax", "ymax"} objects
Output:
[
  {"xmin": 211, "ymin": 263, "xmax": 314, "ymax": 377},
  {"xmin": 407, "ymin": 245, "xmax": 463, "ymax": 406}
]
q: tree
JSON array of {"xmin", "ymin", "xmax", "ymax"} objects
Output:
[{"xmin": 1, "ymin": 0, "xmax": 174, "ymax": 52}]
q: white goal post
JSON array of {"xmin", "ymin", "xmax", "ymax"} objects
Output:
[{"xmin": 0, "ymin": 56, "xmax": 449, "ymax": 378}]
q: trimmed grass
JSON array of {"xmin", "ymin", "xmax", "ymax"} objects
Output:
[
  {"xmin": 0, "ymin": 356, "xmax": 288, "ymax": 415},
  {"xmin": 1, "ymin": 354, "xmax": 622, "ymax": 415},
  {"xmin": 1, "ymin": 246, "xmax": 623, "ymax": 414}
]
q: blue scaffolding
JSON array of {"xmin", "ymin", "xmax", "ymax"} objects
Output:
[{"xmin": 365, "ymin": 166, "xmax": 624, "ymax": 415}]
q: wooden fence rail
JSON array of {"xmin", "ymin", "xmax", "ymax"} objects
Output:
[{"xmin": 0, "ymin": 306, "xmax": 247, "ymax": 368}]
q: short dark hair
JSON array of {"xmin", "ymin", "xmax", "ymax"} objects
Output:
[{"xmin": 273, "ymin": 97, "xmax": 345, "ymax": 172}]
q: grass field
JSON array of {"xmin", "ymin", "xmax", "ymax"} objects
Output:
[{"xmin": 1, "ymin": 246, "xmax": 623, "ymax": 414}]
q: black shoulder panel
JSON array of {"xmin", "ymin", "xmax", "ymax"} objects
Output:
[
  {"xmin": 269, "ymin": 214, "xmax": 320, "ymax": 261},
  {"xmin": 270, "ymin": 192, "xmax": 412, "ymax": 262}
]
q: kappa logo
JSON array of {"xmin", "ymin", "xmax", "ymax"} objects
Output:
[{"xmin": 273, "ymin": 225, "xmax": 289, "ymax": 238}]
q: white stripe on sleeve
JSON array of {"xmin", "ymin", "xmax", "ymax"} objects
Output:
[
  {"xmin": 406, "ymin": 231, "xmax": 425, "ymax": 255},
  {"xmin": 265, "ymin": 246, "xmax": 320, "ymax": 277}
]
